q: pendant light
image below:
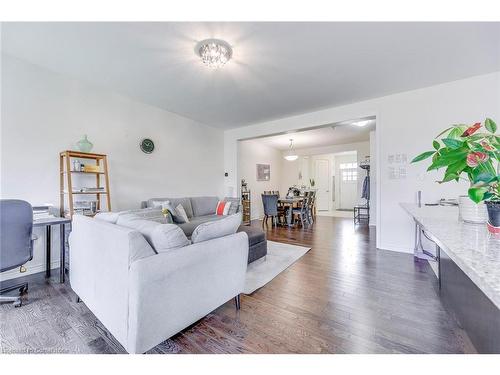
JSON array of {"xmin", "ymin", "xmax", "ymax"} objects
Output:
[{"xmin": 284, "ymin": 139, "xmax": 298, "ymax": 161}]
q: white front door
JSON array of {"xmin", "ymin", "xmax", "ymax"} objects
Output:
[
  {"xmin": 314, "ymin": 159, "xmax": 330, "ymax": 211},
  {"xmin": 337, "ymin": 155, "xmax": 358, "ymax": 210}
]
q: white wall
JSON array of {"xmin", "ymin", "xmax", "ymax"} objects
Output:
[
  {"xmin": 1, "ymin": 54, "xmax": 224, "ymax": 280},
  {"xmin": 237, "ymin": 139, "xmax": 283, "ymax": 220},
  {"xmin": 225, "ymin": 71, "xmax": 500, "ymax": 253}
]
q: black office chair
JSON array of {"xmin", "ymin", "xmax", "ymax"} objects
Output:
[{"xmin": 0, "ymin": 199, "xmax": 34, "ymax": 307}]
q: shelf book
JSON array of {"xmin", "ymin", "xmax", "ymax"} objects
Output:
[{"xmin": 60, "ymin": 150, "xmax": 111, "ymax": 218}]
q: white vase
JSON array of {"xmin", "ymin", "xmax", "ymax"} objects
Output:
[{"xmin": 458, "ymin": 195, "xmax": 488, "ymax": 224}]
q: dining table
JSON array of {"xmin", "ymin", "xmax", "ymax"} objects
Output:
[{"xmin": 278, "ymin": 196, "xmax": 305, "ymax": 227}]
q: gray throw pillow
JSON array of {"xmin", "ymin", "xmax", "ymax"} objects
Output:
[
  {"xmin": 152, "ymin": 200, "xmax": 184, "ymax": 224},
  {"xmin": 175, "ymin": 204, "xmax": 190, "ymax": 224},
  {"xmin": 117, "ymin": 214, "xmax": 190, "ymax": 252},
  {"xmin": 224, "ymin": 197, "xmax": 240, "ymax": 215},
  {"xmin": 191, "ymin": 213, "xmax": 242, "ymax": 244}
]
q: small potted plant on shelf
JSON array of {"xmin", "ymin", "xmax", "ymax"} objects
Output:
[{"xmin": 411, "ymin": 118, "xmax": 500, "ymax": 233}]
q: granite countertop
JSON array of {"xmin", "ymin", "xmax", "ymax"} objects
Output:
[{"xmin": 401, "ymin": 203, "xmax": 500, "ymax": 310}]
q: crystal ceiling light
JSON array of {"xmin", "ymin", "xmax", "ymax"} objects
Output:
[
  {"xmin": 284, "ymin": 139, "xmax": 299, "ymax": 161},
  {"xmin": 196, "ymin": 39, "xmax": 232, "ymax": 68}
]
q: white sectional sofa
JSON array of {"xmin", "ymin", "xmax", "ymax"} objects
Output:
[{"xmin": 69, "ymin": 214, "xmax": 249, "ymax": 353}]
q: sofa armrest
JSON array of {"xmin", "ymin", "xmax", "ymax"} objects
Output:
[
  {"xmin": 69, "ymin": 215, "xmax": 156, "ymax": 348},
  {"xmin": 126, "ymin": 231, "xmax": 249, "ymax": 353}
]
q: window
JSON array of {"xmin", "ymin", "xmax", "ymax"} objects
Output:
[
  {"xmin": 339, "ymin": 162, "xmax": 358, "ymax": 169},
  {"xmin": 340, "ymin": 162, "xmax": 358, "ymax": 181}
]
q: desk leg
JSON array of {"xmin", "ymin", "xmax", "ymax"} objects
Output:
[
  {"xmin": 46, "ymin": 225, "xmax": 51, "ymax": 278},
  {"xmin": 60, "ymin": 223, "xmax": 65, "ymax": 283}
]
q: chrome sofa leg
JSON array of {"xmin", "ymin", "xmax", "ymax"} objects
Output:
[{"xmin": 234, "ymin": 295, "xmax": 241, "ymax": 310}]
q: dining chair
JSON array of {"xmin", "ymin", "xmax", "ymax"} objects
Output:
[
  {"xmin": 307, "ymin": 191, "xmax": 315, "ymax": 225},
  {"xmin": 261, "ymin": 194, "xmax": 284, "ymax": 228},
  {"xmin": 292, "ymin": 195, "xmax": 311, "ymax": 228},
  {"xmin": 307, "ymin": 191, "xmax": 317, "ymax": 221}
]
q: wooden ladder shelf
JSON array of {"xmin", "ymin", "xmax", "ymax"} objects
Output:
[{"xmin": 59, "ymin": 150, "xmax": 111, "ymax": 218}]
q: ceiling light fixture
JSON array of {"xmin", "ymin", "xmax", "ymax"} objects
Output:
[
  {"xmin": 352, "ymin": 120, "xmax": 370, "ymax": 127},
  {"xmin": 196, "ymin": 39, "xmax": 232, "ymax": 68},
  {"xmin": 284, "ymin": 139, "xmax": 299, "ymax": 161}
]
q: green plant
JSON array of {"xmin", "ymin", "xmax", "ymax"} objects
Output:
[
  {"xmin": 309, "ymin": 178, "xmax": 315, "ymax": 187},
  {"xmin": 411, "ymin": 118, "xmax": 499, "ymax": 203}
]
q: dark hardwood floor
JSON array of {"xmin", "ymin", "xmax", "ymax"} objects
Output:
[{"xmin": 0, "ymin": 216, "xmax": 475, "ymax": 354}]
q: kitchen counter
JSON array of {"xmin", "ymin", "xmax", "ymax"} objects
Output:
[{"xmin": 401, "ymin": 203, "xmax": 500, "ymax": 309}]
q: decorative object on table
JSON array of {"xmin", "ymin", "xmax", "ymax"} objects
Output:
[
  {"xmin": 32, "ymin": 205, "xmax": 55, "ymax": 220},
  {"xmin": 411, "ymin": 118, "xmax": 499, "ymax": 232},
  {"xmin": 80, "ymin": 187, "xmax": 106, "ymax": 193},
  {"xmin": 73, "ymin": 200, "xmax": 99, "ymax": 216},
  {"xmin": 284, "ymin": 139, "xmax": 298, "ymax": 161},
  {"xmin": 439, "ymin": 198, "xmax": 459, "ymax": 206},
  {"xmin": 256, "ymin": 164, "xmax": 270, "ymax": 181},
  {"xmin": 241, "ymin": 180, "xmax": 251, "ymax": 226},
  {"xmin": 241, "ymin": 179, "xmax": 248, "ymax": 193},
  {"xmin": 76, "ymin": 135, "xmax": 94, "ymax": 153},
  {"xmin": 458, "ymin": 195, "xmax": 488, "ymax": 223},
  {"xmin": 60, "ymin": 150, "xmax": 111, "ymax": 218},
  {"xmin": 140, "ymin": 138, "xmax": 155, "ymax": 154},
  {"xmin": 72, "ymin": 159, "xmax": 82, "ymax": 172},
  {"xmin": 309, "ymin": 178, "xmax": 315, "ymax": 187},
  {"xmin": 83, "ymin": 164, "xmax": 101, "ymax": 173}
]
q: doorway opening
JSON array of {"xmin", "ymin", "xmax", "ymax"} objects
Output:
[{"xmin": 236, "ymin": 116, "xmax": 376, "ymax": 225}]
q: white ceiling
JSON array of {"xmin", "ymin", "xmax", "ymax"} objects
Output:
[
  {"xmin": 2, "ymin": 22, "xmax": 500, "ymax": 129},
  {"xmin": 253, "ymin": 119, "xmax": 376, "ymax": 150}
]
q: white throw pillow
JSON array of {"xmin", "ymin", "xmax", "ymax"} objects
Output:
[
  {"xmin": 117, "ymin": 214, "xmax": 190, "ymax": 252},
  {"xmin": 175, "ymin": 204, "xmax": 190, "ymax": 223},
  {"xmin": 191, "ymin": 213, "xmax": 242, "ymax": 244}
]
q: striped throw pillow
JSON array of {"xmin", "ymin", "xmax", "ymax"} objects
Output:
[{"xmin": 216, "ymin": 201, "xmax": 232, "ymax": 216}]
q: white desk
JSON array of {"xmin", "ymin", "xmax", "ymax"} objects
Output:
[{"xmin": 33, "ymin": 217, "xmax": 71, "ymax": 283}]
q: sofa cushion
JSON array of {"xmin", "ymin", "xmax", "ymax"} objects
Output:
[
  {"xmin": 117, "ymin": 214, "xmax": 190, "ymax": 252},
  {"xmin": 190, "ymin": 196, "xmax": 219, "ymax": 217},
  {"xmin": 177, "ymin": 215, "xmax": 223, "ymax": 237},
  {"xmin": 147, "ymin": 197, "xmax": 193, "ymax": 218},
  {"xmin": 191, "ymin": 213, "xmax": 242, "ymax": 244},
  {"xmin": 223, "ymin": 197, "xmax": 240, "ymax": 215}
]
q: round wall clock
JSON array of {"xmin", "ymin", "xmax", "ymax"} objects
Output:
[{"xmin": 140, "ymin": 138, "xmax": 155, "ymax": 154}]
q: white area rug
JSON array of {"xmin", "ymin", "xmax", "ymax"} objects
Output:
[{"xmin": 244, "ymin": 241, "xmax": 311, "ymax": 294}]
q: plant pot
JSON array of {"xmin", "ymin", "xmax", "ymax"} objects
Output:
[
  {"xmin": 486, "ymin": 201, "xmax": 500, "ymax": 234},
  {"xmin": 458, "ymin": 195, "xmax": 488, "ymax": 224}
]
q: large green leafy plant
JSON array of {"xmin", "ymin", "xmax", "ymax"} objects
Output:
[{"xmin": 411, "ymin": 118, "xmax": 499, "ymax": 203}]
